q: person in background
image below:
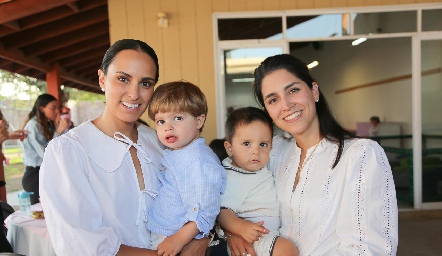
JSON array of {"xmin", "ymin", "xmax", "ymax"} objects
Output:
[
  {"xmin": 21, "ymin": 94, "xmax": 69, "ymax": 205},
  {"xmin": 0, "ymin": 110, "xmax": 28, "ymax": 144},
  {"xmin": 368, "ymin": 116, "xmax": 381, "ymax": 137},
  {"xmin": 226, "ymin": 54, "xmax": 398, "ymax": 255},
  {"xmin": 59, "ymin": 106, "xmax": 75, "ymax": 133},
  {"xmin": 0, "ymin": 110, "xmax": 27, "ymax": 202},
  {"xmin": 218, "ymin": 107, "xmax": 298, "ymax": 256},
  {"xmin": 40, "ymin": 39, "xmax": 209, "ymax": 256},
  {"xmin": 147, "ymin": 81, "xmax": 226, "ymax": 256}
]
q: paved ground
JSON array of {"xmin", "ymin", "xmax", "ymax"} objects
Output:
[{"xmin": 397, "ymin": 210, "xmax": 442, "ymax": 255}]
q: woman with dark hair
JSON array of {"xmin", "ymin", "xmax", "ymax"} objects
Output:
[
  {"xmin": 39, "ymin": 39, "xmax": 209, "ymax": 256},
  {"xmin": 225, "ymin": 54, "xmax": 398, "ymax": 256},
  {"xmin": 22, "ymin": 93, "xmax": 69, "ymax": 204}
]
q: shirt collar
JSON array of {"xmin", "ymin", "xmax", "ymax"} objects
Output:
[{"xmin": 72, "ymin": 121, "xmax": 161, "ymax": 172}]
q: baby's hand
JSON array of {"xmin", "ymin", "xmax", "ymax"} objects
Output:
[
  {"xmin": 238, "ymin": 220, "xmax": 267, "ymax": 243},
  {"xmin": 157, "ymin": 235, "xmax": 185, "ymax": 256}
]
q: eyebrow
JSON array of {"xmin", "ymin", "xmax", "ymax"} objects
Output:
[
  {"xmin": 263, "ymin": 81, "xmax": 298, "ymax": 101},
  {"xmin": 116, "ymin": 71, "xmax": 155, "ymax": 82}
]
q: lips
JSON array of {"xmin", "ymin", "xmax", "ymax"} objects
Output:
[
  {"xmin": 121, "ymin": 101, "xmax": 140, "ymax": 109},
  {"xmin": 284, "ymin": 110, "xmax": 301, "ymax": 121},
  {"xmin": 165, "ymin": 135, "xmax": 177, "ymax": 143}
]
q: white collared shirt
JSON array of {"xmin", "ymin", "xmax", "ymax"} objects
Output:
[
  {"xmin": 40, "ymin": 120, "xmax": 164, "ymax": 256},
  {"xmin": 269, "ymin": 135, "xmax": 398, "ymax": 255}
]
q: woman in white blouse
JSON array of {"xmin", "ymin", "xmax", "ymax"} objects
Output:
[
  {"xmin": 40, "ymin": 39, "xmax": 209, "ymax": 256},
  {"xmin": 226, "ymin": 54, "xmax": 398, "ymax": 256}
]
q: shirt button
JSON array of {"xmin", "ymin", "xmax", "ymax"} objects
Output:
[{"xmin": 194, "ymin": 207, "xmax": 198, "ymax": 211}]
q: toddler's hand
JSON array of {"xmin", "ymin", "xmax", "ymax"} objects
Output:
[
  {"xmin": 239, "ymin": 220, "xmax": 268, "ymax": 243},
  {"xmin": 157, "ymin": 235, "xmax": 185, "ymax": 256}
]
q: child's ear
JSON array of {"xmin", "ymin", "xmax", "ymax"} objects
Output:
[
  {"xmin": 196, "ymin": 114, "xmax": 206, "ymax": 130},
  {"xmin": 224, "ymin": 141, "xmax": 233, "ymax": 157}
]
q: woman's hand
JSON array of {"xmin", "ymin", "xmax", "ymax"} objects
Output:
[
  {"xmin": 56, "ymin": 118, "xmax": 70, "ymax": 135},
  {"xmin": 157, "ymin": 235, "xmax": 186, "ymax": 256},
  {"xmin": 8, "ymin": 130, "xmax": 28, "ymax": 141},
  {"xmin": 226, "ymin": 231, "xmax": 256, "ymax": 256},
  {"xmin": 180, "ymin": 237, "xmax": 210, "ymax": 256}
]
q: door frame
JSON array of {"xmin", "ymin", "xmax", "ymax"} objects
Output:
[
  {"xmin": 413, "ymin": 31, "xmax": 442, "ymax": 209},
  {"xmin": 213, "ymin": 40, "xmax": 288, "ymax": 137}
]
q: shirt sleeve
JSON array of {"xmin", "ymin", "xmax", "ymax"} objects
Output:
[
  {"xmin": 175, "ymin": 160, "xmax": 225, "ymax": 239},
  {"xmin": 24, "ymin": 120, "xmax": 47, "ymax": 160},
  {"xmin": 334, "ymin": 139, "xmax": 398, "ymax": 255},
  {"xmin": 40, "ymin": 138, "xmax": 121, "ymax": 256}
]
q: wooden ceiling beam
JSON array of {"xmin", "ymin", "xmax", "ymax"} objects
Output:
[
  {"xmin": 2, "ymin": 21, "xmax": 19, "ymax": 30},
  {"xmin": 2, "ymin": 5, "xmax": 108, "ymax": 49},
  {"xmin": 41, "ymin": 38, "xmax": 109, "ymax": 63},
  {"xmin": 60, "ymin": 49, "xmax": 105, "ymax": 68},
  {"xmin": 73, "ymin": 61, "xmax": 102, "ymax": 76},
  {"xmin": 0, "ymin": 58, "xmax": 11, "ymax": 68},
  {"xmin": 67, "ymin": 2, "xmax": 79, "ymax": 12},
  {"xmin": 0, "ymin": 0, "xmax": 106, "ymax": 37},
  {"xmin": 0, "ymin": 25, "xmax": 14, "ymax": 37},
  {"xmin": 23, "ymin": 22, "xmax": 109, "ymax": 57},
  {"xmin": 0, "ymin": 44, "xmax": 98, "ymax": 91},
  {"xmin": 0, "ymin": 0, "xmax": 78, "ymax": 23}
]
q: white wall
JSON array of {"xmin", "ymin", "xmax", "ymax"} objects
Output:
[{"xmin": 293, "ymin": 37, "xmax": 414, "ymax": 136}]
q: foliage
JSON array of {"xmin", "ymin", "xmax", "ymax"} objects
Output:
[
  {"xmin": 0, "ymin": 69, "xmax": 104, "ymax": 102},
  {"xmin": 0, "ymin": 69, "xmax": 46, "ymax": 99}
]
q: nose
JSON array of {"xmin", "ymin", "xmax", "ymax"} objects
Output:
[
  {"xmin": 281, "ymin": 95, "xmax": 294, "ymax": 111},
  {"xmin": 251, "ymin": 146, "xmax": 259, "ymax": 155},
  {"xmin": 164, "ymin": 123, "xmax": 173, "ymax": 131},
  {"xmin": 127, "ymin": 82, "xmax": 140, "ymax": 100}
]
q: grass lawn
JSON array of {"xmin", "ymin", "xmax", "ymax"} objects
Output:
[
  {"xmin": 3, "ymin": 147, "xmax": 23, "ymax": 154},
  {"xmin": 3, "ymin": 146, "xmax": 25, "ymax": 179},
  {"xmin": 4, "ymin": 163, "xmax": 25, "ymax": 180}
]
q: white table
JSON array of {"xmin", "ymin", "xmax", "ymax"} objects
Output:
[{"xmin": 5, "ymin": 203, "xmax": 56, "ymax": 256}]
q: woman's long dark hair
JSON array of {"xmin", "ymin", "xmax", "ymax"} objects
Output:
[
  {"xmin": 253, "ymin": 54, "xmax": 355, "ymax": 168},
  {"xmin": 23, "ymin": 93, "xmax": 58, "ymax": 141}
]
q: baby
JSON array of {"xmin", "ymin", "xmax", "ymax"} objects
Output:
[{"xmin": 218, "ymin": 107, "xmax": 298, "ymax": 256}]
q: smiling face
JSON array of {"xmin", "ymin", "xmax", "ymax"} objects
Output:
[
  {"xmin": 98, "ymin": 49, "xmax": 157, "ymax": 124},
  {"xmin": 154, "ymin": 111, "xmax": 205, "ymax": 150},
  {"xmin": 39, "ymin": 100, "xmax": 59, "ymax": 121},
  {"xmin": 261, "ymin": 69, "xmax": 320, "ymax": 139},
  {"xmin": 224, "ymin": 121, "xmax": 272, "ymax": 172}
]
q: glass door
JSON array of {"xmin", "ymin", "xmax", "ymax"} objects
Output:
[
  {"xmin": 420, "ymin": 38, "xmax": 442, "ymax": 206},
  {"xmin": 215, "ymin": 44, "xmax": 285, "ymax": 137}
]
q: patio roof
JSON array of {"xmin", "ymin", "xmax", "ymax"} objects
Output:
[{"xmin": 0, "ymin": 0, "xmax": 109, "ymax": 94}]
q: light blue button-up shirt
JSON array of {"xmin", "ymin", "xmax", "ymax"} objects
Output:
[
  {"xmin": 22, "ymin": 117, "xmax": 58, "ymax": 167},
  {"xmin": 147, "ymin": 138, "xmax": 226, "ymax": 239}
]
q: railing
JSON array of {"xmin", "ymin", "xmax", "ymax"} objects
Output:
[{"xmin": 367, "ymin": 134, "xmax": 442, "ymax": 205}]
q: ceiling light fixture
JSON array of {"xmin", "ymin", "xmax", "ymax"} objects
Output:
[
  {"xmin": 352, "ymin": 37, "xmax": 367, "ymax": 46},
  {"xmin": 232, "ymin": 78, "xmax": 254, "ymax": 83},
  {"xmin": 307, "ymin": 61, "xmax": 319, "ymax": 69}
]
